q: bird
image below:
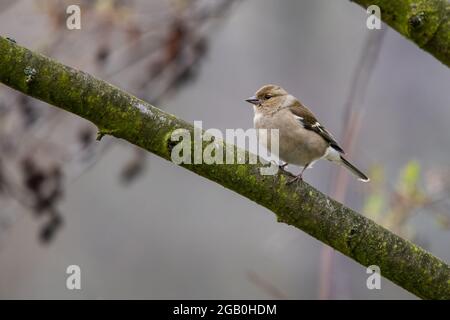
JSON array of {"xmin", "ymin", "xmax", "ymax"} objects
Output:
[{"xmin": 245, "ymin": 84, "xmax": 369, "ymax": 184}]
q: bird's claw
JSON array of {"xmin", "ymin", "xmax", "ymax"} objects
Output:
[{"xmin": 286, "ymin": 175, "xmax": 303, "ymax": 185}]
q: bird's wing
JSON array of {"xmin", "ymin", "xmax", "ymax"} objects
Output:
[{"xmin": 288, "ymin": 100, "xmax": 345, "ymax": 154}]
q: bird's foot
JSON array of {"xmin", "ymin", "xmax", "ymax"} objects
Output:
[
  {"xmin": 286, "ymin": 174, "xmax": 303, "ymax": 185},
  {"xmin": 285, "ymin": 162, "xmax": 309, "ymax": 185}
]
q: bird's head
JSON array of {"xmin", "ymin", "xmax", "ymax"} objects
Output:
[{"xmin": 245, "ymin": 84, "xmax": 288, "ymax": 110}]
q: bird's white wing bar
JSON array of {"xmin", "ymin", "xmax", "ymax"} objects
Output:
[{"xmin": 294, "ymin": 115, "xmax": 310, "ymax": 130}]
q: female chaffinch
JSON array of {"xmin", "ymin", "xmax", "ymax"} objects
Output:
[{"xmin": 246, "ymin": 84, "xmax": 369, "ymax": 184}]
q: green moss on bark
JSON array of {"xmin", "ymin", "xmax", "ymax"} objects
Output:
[{"xmin": 352, "ymin": 0, "xmax": 450, "ymax": 67}]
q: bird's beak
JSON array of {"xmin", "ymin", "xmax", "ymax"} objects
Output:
[{"xmin": 245, "ymin": 96, "xmax": 261, "ymax": 105}]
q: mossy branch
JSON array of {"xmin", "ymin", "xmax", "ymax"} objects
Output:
[
  {"xmin": 0, "ymin": 37, "xmax": 449, "ymax": 299},
  {"xmin": 352, "ymin": 0, "xmax": 450, "ymax": 67}
]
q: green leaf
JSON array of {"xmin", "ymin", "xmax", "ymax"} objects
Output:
[{"xmin": 398, "ymin": 160, "xmax": 421, "ymax": 195}]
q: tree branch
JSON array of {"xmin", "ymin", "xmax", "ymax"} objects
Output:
[
  {"xmin": 351, "ymin": 0, "xmax": 450, "ymax": 67},
  {"xmin": 0, "ymin": 37, "xmax": 449, "ymax": 299}
]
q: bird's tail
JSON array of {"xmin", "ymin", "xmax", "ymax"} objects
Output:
[{"xmin": 339, "ymin": 156, "xmax": 370, "ymax": 182}]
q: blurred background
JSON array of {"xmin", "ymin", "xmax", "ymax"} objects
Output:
[{"xmin": 0, "ymin": 0, "xmax": 449, "ymax": 299}]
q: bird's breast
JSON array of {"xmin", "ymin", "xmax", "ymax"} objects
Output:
[{"xmin": 253, "ymin": 110, "xmax": 328, "ymax": 166}]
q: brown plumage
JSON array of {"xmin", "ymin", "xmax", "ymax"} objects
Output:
[{"xmin": 246, "ymin": 84, "xmax": 369, "ymax": 183}]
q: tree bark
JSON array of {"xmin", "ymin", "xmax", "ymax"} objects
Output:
[
  {"xmin": 0, "ymin": 37, "xmax": 449, "ymax": 299},
  {"xmin": 351, "ymin": 0, "xmax": 450, "ymax": 67}
]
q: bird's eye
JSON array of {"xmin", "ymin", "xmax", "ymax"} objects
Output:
[{"xmin": 264, "ymin": 95, "xmax": 272, "ymax": 100}]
